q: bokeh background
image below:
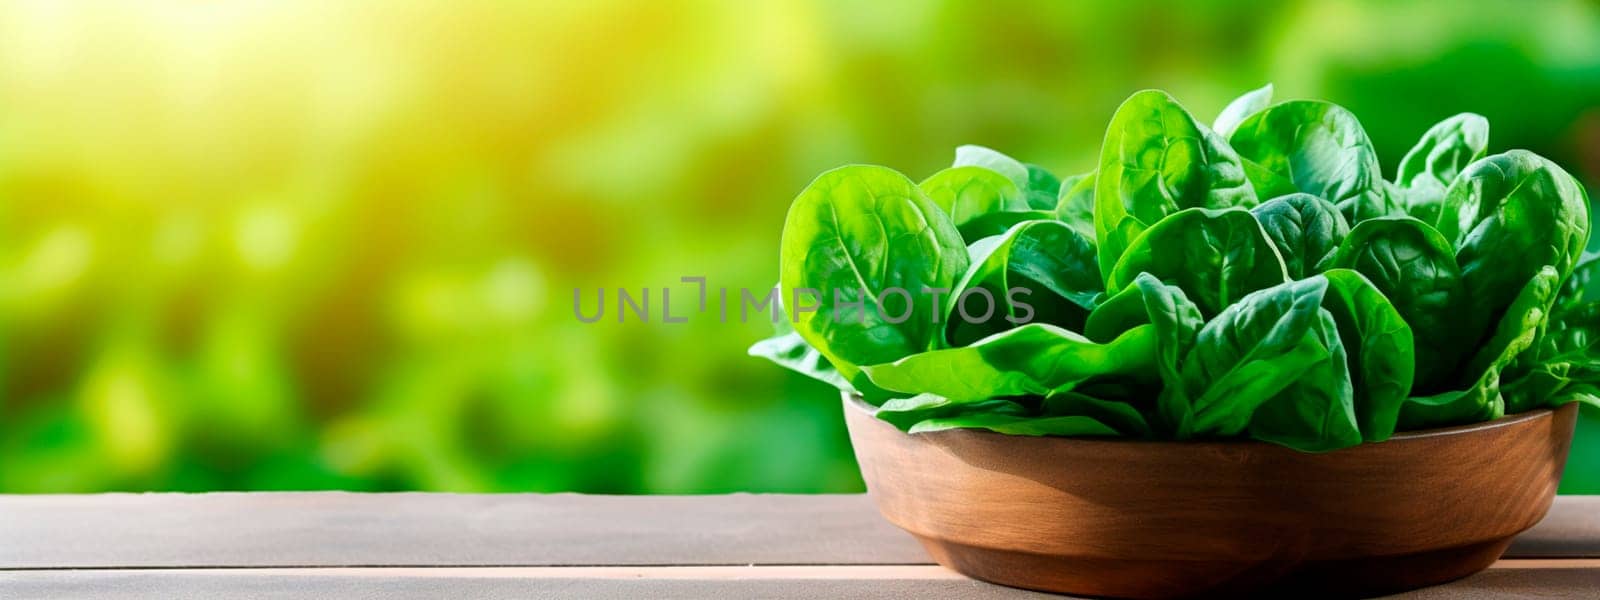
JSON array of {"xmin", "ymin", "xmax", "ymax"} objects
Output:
[{"xmin": 1, "ymin": 0, "xmax": 1598, "ymax": 493}]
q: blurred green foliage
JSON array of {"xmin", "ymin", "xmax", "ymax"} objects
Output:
[{"xmin": 0, "ymin": 0, "xmax": 1597, "ymax": 493}]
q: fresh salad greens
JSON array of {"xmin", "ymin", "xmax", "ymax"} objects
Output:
[{"xmin": 750, "ymin": 86, "xmax": 1599, "ymax": 452}]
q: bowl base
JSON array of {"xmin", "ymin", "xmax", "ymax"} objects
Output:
[
  {"xmin": 916, "ymin": 534, "xmax": 1512, "ymax": 599},
  {"xmin": 847, "ymin": 395, "xmax": 1575, "ymax": 599}
]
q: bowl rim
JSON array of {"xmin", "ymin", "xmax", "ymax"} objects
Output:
[{"xmin": 843, "ymin": 392, "xmax": 1563, "ymax": 447}]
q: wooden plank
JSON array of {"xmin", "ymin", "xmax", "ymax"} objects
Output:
[
  {"xmin": 2, "ymin": 561, "xmax": 1590, "ymax": 580},
  {"xmin": 0, "ymin": 569, "xmax": 1056, "ymax": 600},
  {"xmin": 0, "ymin": 493, "xmax": 1595, "ymax": 570},
  {"xmin": 8, "ymin": 565, "xmax": 978, "ymax": 581},
  {"xmin": 1506, "ymin": 496, "xmax": 1600, "ymax": 558},
  {"xmin": 1384, "ymin": 568, "xmax": 1600, "ymax": 599},
  {"xmin": 1491, "ymin": 558, "xmax": 1600, "ymax": 568},
  {"xmin": 0, "ymin": 493, "xmax": 928, "ymax": 568},
  {"xmin": 2, "ymin": 565, "xmax": 1597, "ymax": 600}
]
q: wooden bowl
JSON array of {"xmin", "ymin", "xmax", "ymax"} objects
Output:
[{"xmin": 843, "ymin": 394, "xmax": 1578, "ymax": 598}]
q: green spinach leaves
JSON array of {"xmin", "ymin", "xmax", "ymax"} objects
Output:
[
  {"xmin": 752, "ymin": 87, "xmax": 1597, "ymax": 453},
  {"xmin": 1093, "ymin": 90, "xmax": 1256, "ymax": 278}
]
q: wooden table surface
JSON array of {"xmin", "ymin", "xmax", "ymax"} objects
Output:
[{"xmin": 0, "ymin": 493, "xmax": 1596, "ymax": 599}]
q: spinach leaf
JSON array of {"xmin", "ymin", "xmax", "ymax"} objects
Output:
[
  {"xmin": 1400, "ymin": 265, "xmax": 1561, "ymax": 428},
  {"xmin": 1245, "ymin": 308, "xmax": 1360, "ymax": 451},
  {"xmin": 949, "ymin": 146, "xmax": 1059, "ymax": 211},
  {"xmin": 1212, "ymin": 83, "xmax": 1273, "ymax": 138},
  {"xmin": 1085, "ymin": 273, "xmax": 1199, "ymax": 342},
  {"xmin": 1437, "ymin": 151, "xmax": 1590, "ymax": 324},
  {"xmin": 759, "ymin": 88, "xmax": 1595, "ymax": 451},
  {"xmin": 874, "ymin": 393, "xmax": 1026, "ymax": 431},
  {"xmin": 1503, "ymin": 302, "xmax": 1600, "ymax": 413},
  {"xmin": 1228, "ymin": 100, "xmax": 1397, "ymax": 222},
  {"xmin": 1181, "ymin": 277, "xmax": 1333, "ymax": 436},
  {"xmin": 1058, "ymin": 171, "xmax": 1091, "ymax": 197},
  {"xmin": 876, "ymin": 389, "xmax": 1147, "ymax": 438},
  {"xmin": 1054, "ymin": 171, "xmax": 1096, "ymax": 241},
  {"xmin": 780, "ymin": 165, "xmax": 970, "ymax": 371},
  {"xmin": 1399, "ymin": 384, "xmax": 1501, "ymax": 432},
  {"xmin": 1024, "ymin": 163, "xmax": 1062, "ymax": 210},
  {"xmin": 1555, "ymin": 251, "xmax": 1600, "ymax": 314},
  {"xmin": 1042, "ymin": 391, "xmax": 1152, "ymax": 437},
  {"xmin": 1460, "ymin": 265, "xmax": 1564, "ymax": 383},
  {"xmin": 1503, "ymin": 362, "xmax": 1600, "ymax": 414},
  {"xmin": 907, "ymin": 412, "xmax": 1120, "ymax": 437},
  {"xmin": 945, "ymin": 220, "xmax": 1102, "ymax": 347},
  {"xmin": 953, "ymin": 209, "xmax": 1058, "ymax": 242},
  {"xmin": 747, "ymin": 325, "xmax": 851, "ymax": 392},
  {"xmin": 1084, "ymin": 273, "xmax": 1204, "ymax": 436},
  {"xmin": 954, "ymin": 144, "xmax": 1031, "ymax": 190},
  {"xmin": 1243, "ymin": 157, "xmax": 1301, "ymax": 199},
  {"xmin": 1331, "ymin": 217, "xmax": 1473, "ymax": 393},
  {"xmin": 1106, "ymin": 207, "xmax": 1288, "ymax": 317},
  {"xmin": 1094, "ymin": 90, "xmax": 1256, "ymax": 279},
  {"xmin": 1317, "ymin": 269, "xmax": 1415, "ymax": 441},
  {"xmin": 1197, "ymin": 270, "xmax": 1404, "ymax": 449},
  {"xmin": 1250, "ymin": 193, "xmax": 1349, "ymax": 278},
  {"xmin": 1396, "ymin": 113, "xmax": 1489, "ymax": 224},
  {"xmin": 747, "ymin": 286, "xmax": 897, "ymax": 403},
  {"xmin": 919, "ymin": 166, "xmax": 1032, "ymax": 241},
  {"xmin": 861, "ymin": 323, "xmax": 1158, "ymax": 402}
]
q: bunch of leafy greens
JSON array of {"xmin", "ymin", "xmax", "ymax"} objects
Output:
[{"xmin": 750, "ymin": 86, "xmax": 1599, "ymax": 452}]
